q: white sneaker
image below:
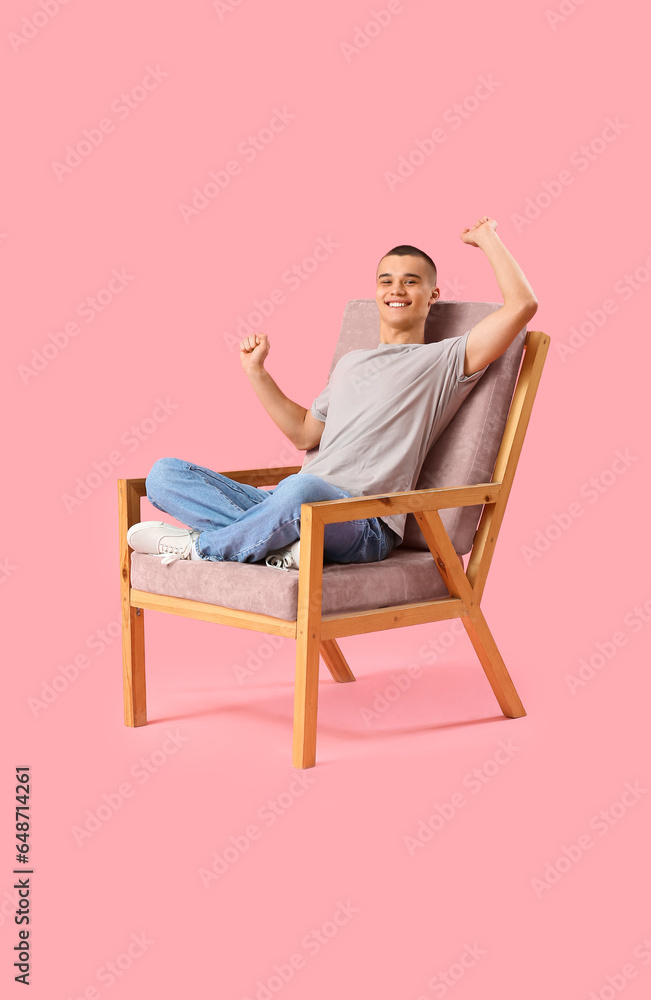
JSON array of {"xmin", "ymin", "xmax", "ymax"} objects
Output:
[
  {"xmin": 127, "ymin": 520, "xmax": 202, "ymax": 566},
  {"xmin": 265, "ymin": 539, "xmax": 300, "ymax": 571}
]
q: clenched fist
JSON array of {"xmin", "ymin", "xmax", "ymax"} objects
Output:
[
  {"xmin": 239, "ymin": 332, "xmax": 270, "ymax": 373},
  {"xmin": 460, "ymin": 216, "xmax": 498, "ymax": 247}
]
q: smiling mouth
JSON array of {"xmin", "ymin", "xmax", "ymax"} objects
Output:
[{"xmin": 386, "ymin": 301, "xmax": 411, "ymax": 308}]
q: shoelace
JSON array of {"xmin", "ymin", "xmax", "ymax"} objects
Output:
[
  {"xmin": 265, "ymin": 550, "xmax": 293, "ymax": 571},
  {"xmin": 160, "ymin": 542, "xmax": 189, "ymax": 566}
]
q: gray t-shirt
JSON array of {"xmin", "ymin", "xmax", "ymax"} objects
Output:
[{"xmin": 299, "ymin": 330, "xmax": 487, "ymax": 542}]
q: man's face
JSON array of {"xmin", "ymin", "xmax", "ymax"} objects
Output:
[{"xmin": 375, "ymin": 254, "xmax": 439, "ymax": 329}]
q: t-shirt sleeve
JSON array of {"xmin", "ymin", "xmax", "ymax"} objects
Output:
[
  {"xmin": 311, "ymin": 380, "xmax": 330, "ymax": 422},
  {"xmin": 453, "ymin": 329, "xmax": 489, "ymax": 395}
]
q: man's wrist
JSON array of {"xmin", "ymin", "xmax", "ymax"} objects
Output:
[
  {"xmin": 245, "ymin": 364, "xmax": 267, "ymax": 382},
  {"xmin": 473, "ymin": 227, "xmax": 503, "ymax": 252}
]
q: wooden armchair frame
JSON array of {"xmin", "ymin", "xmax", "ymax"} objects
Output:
[{"xmin": 119, "ymin": 330, "xmax": 550, "ymax": 768}]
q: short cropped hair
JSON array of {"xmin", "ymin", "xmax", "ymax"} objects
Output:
[{"xmin": 379, "ymin": 244, "xmax": 437, "ymax": 285}]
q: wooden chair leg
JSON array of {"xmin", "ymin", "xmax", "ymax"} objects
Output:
[
  {"xmin": 320, "ymin": 639, "xmax": 356, "ymax": 683},
  {"xmin": 292, "ymin": 627, "xmax": 320, "ymax": 769},
  {"xmin": 122, "ymin": 606, "xmax": 147, "ymax": 727},
  {"xmin": 292, "ymin": 505, "xmax": 325, "ymax": 769},
  {"xmin": 461, "ymin": 608, "xmax": 526, "ymax": 718},
  {"xmin": 119, "ymin": 478, "xmax": 147, "ymax": 727},
  {"xmin": 413, "ymin": 509, "xmax": 525, "ymax": 719}
]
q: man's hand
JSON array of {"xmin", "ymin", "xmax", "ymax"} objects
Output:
[
  {"xmin": 239, "ymin": 332, "xmax": 270, "ymax": 373},
  {"xmin": 238, "ymin": 331, "xmax": 324, "ymax": 450},
  {"xmin": 460, "ymin": 216, "xmax": 498, "ymax": 247}
]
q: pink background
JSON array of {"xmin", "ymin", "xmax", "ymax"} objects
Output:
[{"xmin": 3, "ymin": 1, "xmax": 650, "ymax": 997}]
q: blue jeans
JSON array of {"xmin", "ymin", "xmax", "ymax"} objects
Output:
[{"xmin": 145, "ymin": 458, "xmax": 398, "ymax": 564}]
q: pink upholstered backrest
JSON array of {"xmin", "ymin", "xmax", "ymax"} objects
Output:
[{"xmin": 303, "ymin": 299, "xmax": 526, "ymax": 555}]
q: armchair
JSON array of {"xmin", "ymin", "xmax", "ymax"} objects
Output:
[{"xmin": 119, "ymin": 299, "xmax": 550, "ymax": 768}]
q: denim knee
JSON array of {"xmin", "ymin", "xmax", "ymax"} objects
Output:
[
  {"xmin": 145, "ymin": 457, "xmax": 184, "ymax": 505},
  {"xmin": 277, "ymin": 472, "xmax": 349, "ymax": 504}
]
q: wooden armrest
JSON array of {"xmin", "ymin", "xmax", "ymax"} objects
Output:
[
  {"xmin": 120, "ymin": 466, "xmax": 302, "ymax": 499},
  {"xmin": 120, "ymin": 477, "xmax": 498, "ymax": 528},
  {"xmin": 218, "ymin": 466, "xmax": 302, "ymax": 486},
  {"xmin": 300, "ymin": 483, "xmax": 500, "ymax": 525}
]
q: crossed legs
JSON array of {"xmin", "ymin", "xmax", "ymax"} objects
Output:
[{"xmin": 145, "ymin": 458, "xmax": 397, "ymax": 564}]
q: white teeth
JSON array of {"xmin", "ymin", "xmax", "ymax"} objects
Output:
[{"xmin": 388, "ymin": 302, "xmax": 409, "ymax": 307}]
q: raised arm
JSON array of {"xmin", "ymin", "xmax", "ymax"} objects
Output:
[
  {"xmin": 239, "ymin": 333, "xmax": 325, "ymax": 450},
  {"xmin": 461, "ymin": 217, "xmax": 538, "ymax": 375}
]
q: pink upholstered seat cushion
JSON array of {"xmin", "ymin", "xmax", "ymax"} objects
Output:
[{"xmin": 130, "ymin": 548, "xmax": 457, "ymax": 622}]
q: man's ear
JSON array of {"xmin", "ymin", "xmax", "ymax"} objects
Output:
[{"xmin": 429, "ymin": 286, "xmax": 440, "ymax": 304}]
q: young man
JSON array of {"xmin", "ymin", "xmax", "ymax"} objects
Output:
[{"xmin": 128, "ymin": 216, "xmax": 537, "ymax": 569}]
